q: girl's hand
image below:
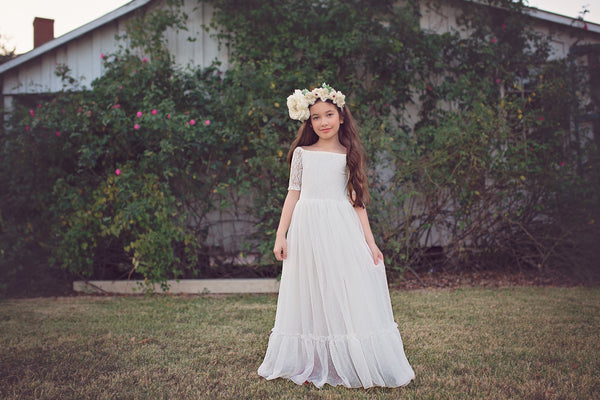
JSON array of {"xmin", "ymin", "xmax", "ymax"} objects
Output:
[
  {"xmin": 273, "ymin": 236, "xmax": 288, "ymax": 261},
  {"xmin": 368, "ymin": 242, "xmax": 384, "ymax": 265}
]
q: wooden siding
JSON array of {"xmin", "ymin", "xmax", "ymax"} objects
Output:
[
  {"xmin": 418, "ymin": 1, "xmax": 600, "ymax": 59},
  {"xmin": 1, "ymin": 0, "xmax": 227, "ymax": 96}
]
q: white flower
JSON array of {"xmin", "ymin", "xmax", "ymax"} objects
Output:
[
  {"xmin": 286, "ymin": 83, "xmax": 346, "ymax": 121},
  {"xmin": 333, "ymin": 92, "xmax": 345, "ymax": 109},
  {"xmin": 313, "ymin": 87, "xmax": 329, "ymax": 102},
  {"xmin": 304, "ymin": 91, "xmax": 317, "ymax": 105},
  {"xmin": 287, "ymin": 90, "xmax": 310, "ymax": 121}
]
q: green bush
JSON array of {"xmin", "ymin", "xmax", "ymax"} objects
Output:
[
  {"xmin": 207, "ymin": 0, "xmax": 599, "ymax": 273},
  {"xmin": 1, "ymin": 0, "xmax": 598, "ymax": 290},
  {"xmin": 1, "ymin": 2, "xmax": 232, "ymax": 285}
]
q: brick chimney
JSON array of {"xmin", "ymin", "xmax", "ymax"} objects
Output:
[{"xmin": 33, "ymin": 17, "xmax": 54, "ymax": 48}]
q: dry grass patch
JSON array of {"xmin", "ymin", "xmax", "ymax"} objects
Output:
[{"xmin": 0, "ymin": 287, "xmax": 598, "ymax": 399}]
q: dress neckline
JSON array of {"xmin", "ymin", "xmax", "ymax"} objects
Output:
[{"xmin": 300, "ymin": 147, "xmax": 346, "ymax": 156}]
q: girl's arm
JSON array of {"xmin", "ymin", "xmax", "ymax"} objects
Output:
[
  {"xmin": 355, "ymin": 206, "xmax": 384, "ymax": 265},
  {"xmin": 273, "ymin": 190, "xmax": 301, "ymax": 261}
]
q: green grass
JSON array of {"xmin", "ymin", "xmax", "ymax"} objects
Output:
[{"xmin": 0, "ymin": 287, "xmax": 598, "ymax": 399}]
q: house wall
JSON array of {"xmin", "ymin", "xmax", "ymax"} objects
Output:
[
  {"xmin": 1, "ymin": 0, "xmax": 599, "ymax": 254},
  {"xmin": 0, "ymin": 0, "xmax": 227, "ymax": 97},
  {"xmin": 2, "ymin": 21, "xmax": 126, "ymax": 96},
  {"xmin": 418, "ymin": 1, "xmax": 600, "ymax": 56},
  {"xmin": 165, "ymin": 1, "xmax": 228, "ymax": 71}
]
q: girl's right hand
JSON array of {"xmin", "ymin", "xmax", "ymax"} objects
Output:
[{"xmin": 273, "ymin": 236, "xmax": 287, "ymax": 261}]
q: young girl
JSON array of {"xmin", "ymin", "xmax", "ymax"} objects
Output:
[{"xmin": 258, "ymin": 83, "xmax": 415, "ymax": 389}]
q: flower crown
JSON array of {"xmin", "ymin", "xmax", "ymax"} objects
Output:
[{"xmin": 287, "ymin": 83, "xmax": 346, "ymax": 121}]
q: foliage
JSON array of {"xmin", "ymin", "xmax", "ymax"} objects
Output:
[
  {"xmin": 0, "ymin": 1, "xmax": 235, "ymax": 284},
  {"xmin": 0, "ymin": 33, "xmax": 16, "ymax": 65},
  {"xmin": 1, "ymin": 0, "xmax": 598, "ymax": 287},
  {"xmin": 206, "ymin": 0, "xmax": 599, "ymax": 273}
]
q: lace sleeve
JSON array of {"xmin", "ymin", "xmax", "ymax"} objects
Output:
[{"xmin": 288, "ymin": 147, "xmax": 303, "ymax": 191}]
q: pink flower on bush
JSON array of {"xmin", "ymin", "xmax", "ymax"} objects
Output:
[
  {"xmin": 136, "ymin": 111, "xmax": 143, "ymax": 118},
  {"xmin": 538, "ymin": 116, "xmax": 544, "ymax": 121},
  {"xmin": 167, "ymin": 114, "xmax": 171, "ymax": 119},
  {"xmin": 491, "ymin": 38, "xmax": 496, "ymax": 44},
  {"xmin": 88, "ymin": 111, "xmax": 92, "ymax": 117},
  {"xmin": 119, "ymin": 85, "xmax": 123, "ymax": 90},
  {"xmin": 134, "ymin": 123, "xmax": 140, "ymax": 130},
  {"xmin": 25, "ymin": 125, "xmax": 30, "ymax": 131},
  {"xmin": 152, "ymin": 109, "xmax": 157, "ymax": 115},
  {"xmin": 78, "ymin": 107, "xmax": 82, "ymax": 113},
  {"xmin": 189, "ymin": 119, "xmax": 196, "ymax": 126},
  {"xmin": 205, "ymin": 120, "xmax": 210, "ymax": 126},
  {"xmin": 38, "ymin": 104, "xmax": 42, "ymax": 108},
  {"xmin": 114, "ymin": 104, "xmax": 121, "ymax": 109},
  {"xmin": 101, "ymin": 53, "xmax": 105, "ymax": 59},
  {"xmin": 495, "ymin": 78, "xmax": 501, "ymax": 84},
  {"xmin": 501, "ymin": 24, "xmax": 506, "ymax": 29},
  {"xmin": 55, "ymin": 131, "xmax": 61, "ymax": 137},
  {"xmin": 115, "ymin": 169, "xmax": 121, "ymax": 176},
  {"xmin": 142, "ymin": 57, "xmax": 148, "ymax": 63},
  {"xmin": 29, "ymin": 109, "xmax": 35, "ymax": 117},
  {"xmin": 560, "ymin": 161, "xmax": 566, "ymax": 167}
]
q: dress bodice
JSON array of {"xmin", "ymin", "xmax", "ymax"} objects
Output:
[{"xmin": 288, "ymin": 147, "xmax": 349, "ymax": 202}]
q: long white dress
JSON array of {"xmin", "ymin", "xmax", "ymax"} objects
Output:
[{"xmin": 258, "ymin": 147, "xmax": 415, "ymax": 389}]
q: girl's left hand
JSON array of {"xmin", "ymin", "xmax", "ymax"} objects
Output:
[{"xmin": 368, "ymin": 242, "xmax": 384, "ymax": 265}]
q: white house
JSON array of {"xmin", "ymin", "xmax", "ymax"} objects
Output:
[
  {"xmin": 1, "ymin": 0, "xmax": 599, "ymax": 253},
  {"xmin": 0, "ymin": 0, "xmax": 227, "ymax": 113},
  {"xmin": 2, "ymin": 0, "xmax": 599, "ymax": 108}
]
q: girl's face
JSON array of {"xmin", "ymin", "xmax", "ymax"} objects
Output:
[{"xmin": 309, "ymin": 100, "xmax": 343, "ymax": 141}]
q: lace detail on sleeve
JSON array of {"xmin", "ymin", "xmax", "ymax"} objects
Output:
[{"xmin": 288, "ymin": 147, "xmax": 303, "ymax": 191}]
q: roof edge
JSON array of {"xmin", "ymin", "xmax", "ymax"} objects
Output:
[
  {"xmin": 1, "ymin": 0, "xmax": 599, "ymax": 76},
  {"xmin": 0, "ymin": 0, "xmax": 153, "ymax": 75},
  {"xmin": 524, "ymin": 6, "xmax": 600, "ymax": 34}
]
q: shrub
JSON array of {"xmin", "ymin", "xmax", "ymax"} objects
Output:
[{"xmin": 1, "ymin": 0, "xmax": 598, "ymax": 290}]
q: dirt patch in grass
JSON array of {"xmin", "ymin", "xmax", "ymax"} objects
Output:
[{"xmin": 391, "ymin": 266, "xmax": 598, "ymax": 290}]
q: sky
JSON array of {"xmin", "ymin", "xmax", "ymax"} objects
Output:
[{"xmin": 0, "ymin": 0, "xmax": 599, "ymax": 55}]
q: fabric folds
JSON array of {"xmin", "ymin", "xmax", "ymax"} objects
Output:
[{"xmin": 258, "ymin": 148, "xmax": 415, "ymax": 388}]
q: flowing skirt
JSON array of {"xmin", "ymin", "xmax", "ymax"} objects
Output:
[{"xmin": 258, "ymin": 198, "xmax": 415, "ymax": 388}]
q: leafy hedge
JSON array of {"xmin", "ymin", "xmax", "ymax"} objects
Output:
[{"xmin": 1, "ymin": 0, "xmax": 598, "ymax": 289}]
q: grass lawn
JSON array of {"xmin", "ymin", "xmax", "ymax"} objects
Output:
[{"xmin": 0, "ymin": 286, "xmax": 598, "ymax": 399}]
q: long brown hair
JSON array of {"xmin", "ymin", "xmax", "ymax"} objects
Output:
[{"xmin": 287, "ymin": 100, "xmax": 370, "ymax": 208}]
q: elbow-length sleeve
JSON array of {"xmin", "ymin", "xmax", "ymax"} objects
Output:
[{"xmin": 288, "ymin": 147, "xmax": 303, "ymax": 191}]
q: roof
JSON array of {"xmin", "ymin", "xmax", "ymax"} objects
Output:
[
  {"xmin": 1, "ymin": 0, "xmax": 599, "ymax": 76},
  {"xmin": 0, "ymin": 0, "xmax": 153, "ymax": 75},
  {"xmin": 524, "ymin": 6, "xmax": 600, "ymax": 34}
]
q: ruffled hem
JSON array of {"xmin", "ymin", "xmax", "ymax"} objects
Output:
[{"xmin": 258, "ymin": 326, "xmax": 415, "ymax": 389}]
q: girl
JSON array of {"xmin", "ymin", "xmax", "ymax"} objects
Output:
[{"xmin": 258, "ymin": 83, "xmax": 415, "ymax": 389}]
